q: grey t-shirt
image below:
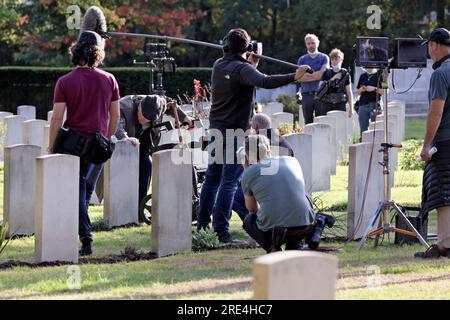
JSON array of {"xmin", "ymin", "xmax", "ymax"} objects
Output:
[
  {"xmin": 241, "ymin": 156, "xmax": 316, "ymax": 232},
  {"xmin": 429, "ymin": 60, "xmax": 450, "ymax": 143}
]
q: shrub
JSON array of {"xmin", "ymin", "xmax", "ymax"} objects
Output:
[
  {"xmin": 192, "ymin": 228, "xmax": 219, "ymax": 251},
  {"xmin": 0, "ymin": 222, "xmax": 9, "ymax": 256},
  {"xmin": 91, "ymin": 217, "xmax": 109, "ymax": 232},
  {"xmin": 398, "ymin": 139, "xmax": 425, "ymax": 171}
]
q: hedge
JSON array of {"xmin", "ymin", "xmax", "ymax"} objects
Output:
[{"xmin": 0, "ymin": 67, "xmax": 212, "ymax": 119}]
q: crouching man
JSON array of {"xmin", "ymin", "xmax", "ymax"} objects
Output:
[{"xmin": 241, "ymin": 135, "xmax": 315, "ymax": 253}]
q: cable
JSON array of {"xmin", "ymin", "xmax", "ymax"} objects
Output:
[
  {"xmin": 341, "ymin": 71, "xmax": 383, "ymax": 248},
  {"xmin": 391, "ymin": 68, "xmax": 423, "ymax": 94}
]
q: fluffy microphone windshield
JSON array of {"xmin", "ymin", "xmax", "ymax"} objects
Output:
[{"xmin": 80, "ymin": 6, "xmax": 109, "ymax": 44}]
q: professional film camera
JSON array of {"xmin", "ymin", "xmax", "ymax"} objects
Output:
[{"xmin": 134, "ymin": 42, "xmax": 177, "ymax": 95}]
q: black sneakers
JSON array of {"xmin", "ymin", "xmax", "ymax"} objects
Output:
[
  {"xmin": 79, "ymin": 237, "xmax": 93, "ymax": 256},
  {"xmin": 218, "ymin": 233, "xmax": 233, "ymax": 243}
]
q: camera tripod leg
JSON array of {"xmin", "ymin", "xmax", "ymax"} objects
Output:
[
  {"xmin": 373, "ymin": 208, "xmax": 385, "ymax": 248},
  {"xmin": 357, "ymin": 203, "xmax": 384, "ymax": 251},
  {"xmin": 390, "ymin": 202, "xmax": 430, "ymax": 249}
]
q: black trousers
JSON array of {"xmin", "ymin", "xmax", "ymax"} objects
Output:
[
  {"xmin": 243, "ymin": 213, "xmax": 313, "ymax": 253},
  {"xmin": 301, "ymin": 93, "xmax": 317, "ymax": 125}
]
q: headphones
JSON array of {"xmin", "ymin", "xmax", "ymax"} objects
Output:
[{"xmin": 432, "ymin": 54, "xmax": 450, "ymax": 70}]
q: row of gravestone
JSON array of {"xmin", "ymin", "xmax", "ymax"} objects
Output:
[
  {"xmin": 3, "ymin": 140, "xmax": 140, "ymax": 250},
  {"xmin": 3, "ymin": 145, "xmax": 193, "ymax": 263},
  {"xmin": 264, "ymin": 100, "xmax": 407, "ymax": 240},
  {"xmin": 261, "ymin": 102, "xmax": 359, "ymax": 193}
]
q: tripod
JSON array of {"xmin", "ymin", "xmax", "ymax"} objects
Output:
[{"xmin": 357, "ymin": 68, "xmax": 430, "ymax": 251}]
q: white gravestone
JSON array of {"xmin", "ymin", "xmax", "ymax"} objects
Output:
[
  {"xmin": 35, "ymin": 154, "xmax": 79, "ymax": 263},
  {"xmin": 17, "ymin": 105, "xmax": 36, "ymax": 120},
  {"xmin": 3, "ymin": 144, "xmax": 41, "ymax": 237},
  {"xmin": 0, "ymin": 112, "xmax": 14, "ymax": 160},
  {"xmin": 253, "ymin": 251, "xmax": 338, "ymax": 300},
  {"xmin": 314, "ymin": 116, "xmax": 337, "ymax": 175},
  {"xmin": 271, "ymin": 112, "xmax": 294, "ymax": 130},
  {"xmin": 347, "ymin": 142, "xmax": 385, "ymax": 240},
  {"xmin": 304, "ymin": 123, "xmax": 332, "ymax": 192},
  {"xmin": 151, "ymin": 149, "xmax": 192, "ymax": 257},
  {"xmin": 4, "ymin": 115, "xmax": 26, "ymax": 147},
  {"xmin": 284, "ymin": 133, "xmax": 313, "ymax": 194},
  {"xmin": 103, "ymin": 140, "xmax": 140, "ymax": 227},
  {"xmin": 22, "ymin": 119, "xmax": 47, "ymax": 151},
  {"xmin": 327, "ymin": 110, "xmax": 350, "ymax": 160},
  {"xmin": 262, "ymin": 102, "xmax": 283, "ymax": 118}
]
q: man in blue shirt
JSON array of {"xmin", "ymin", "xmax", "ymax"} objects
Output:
[{"xmin": 297, "ymin": 34, "xmax": 330, "ymax": 124}]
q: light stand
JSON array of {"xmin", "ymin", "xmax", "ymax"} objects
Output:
[{"xmin": 357, "ymin": 67, "xmax": 430, "ymax": 251}]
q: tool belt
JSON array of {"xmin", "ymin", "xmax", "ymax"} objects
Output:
[
  {"xmin": 53, "ymin": 128, "xmax": 114, "ymax": 164},
  {"xmin": 318, "ymin": 92, "xmax": 348, "ymax": 105}
]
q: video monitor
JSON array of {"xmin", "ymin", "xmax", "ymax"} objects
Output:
[
  {"xmin": 393, "ymin": 38, "xmax": 428, "ymax": 69},
  {"xmin": 356, "ymin": 37, "xmax": 390, "ymax": 68}
]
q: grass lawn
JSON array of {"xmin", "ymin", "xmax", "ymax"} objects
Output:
[{"xmin": 1, "ymin": 118, "xmax": 449, "ymax": 300}]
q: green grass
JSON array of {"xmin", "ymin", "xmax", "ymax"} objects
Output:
[
  {"xmin": 405, "ymin": 119, "xmax": 426, "ymax": 140},
  {"xmin": 1, "ymin": 118, "xmax": 449, "ymax": 299}
]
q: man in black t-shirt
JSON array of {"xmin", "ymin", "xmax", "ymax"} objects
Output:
[
  {"xmin": 356, "ymin": 68, "xmax": 383, "ymax": 139},
  {"xmin": 197, "ymin": 28, "xmax": 310, "ymax": 243}
]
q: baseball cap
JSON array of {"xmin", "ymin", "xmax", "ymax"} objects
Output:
[
  {"xmin": 140, "ymin": 95, "xmax": 166, "ymax": 122},
  {"xmin": 422, "ymin": 28, "xmax": 450, "ymax": 46},
  {"xmin": 78, "ymin": 31, "xmax": 103, "ymax": 46}
]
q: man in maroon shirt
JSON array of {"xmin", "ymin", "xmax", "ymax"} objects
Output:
[{"xmin": 49, "ymin": 31, "xmax": 120, "ymax": 256}]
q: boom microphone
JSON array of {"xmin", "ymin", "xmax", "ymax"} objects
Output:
[
  {"xmin": 82, "ymin": 6, "xmax": 301, "ymax": 70},
  {"xmin": 81, "ymin": 6, "xmax": 109, "ymax": 46}
]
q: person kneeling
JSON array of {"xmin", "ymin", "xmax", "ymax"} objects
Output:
[{"xmin": 241, "ymin": 135, "xmax": 315, "ymax": 253}]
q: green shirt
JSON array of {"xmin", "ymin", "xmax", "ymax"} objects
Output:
[{"xmin": 241, "ymin": 156, "xmax": 315, "ymax": 231}]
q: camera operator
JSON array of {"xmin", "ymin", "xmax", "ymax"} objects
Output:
[
  {"xmin": 251, "ymin": 113, "xmax": 294, "ymax": 156},
  {"xmin": 241, "ymin": 135, "xmax": 315, "ymax": 253},
  {"xmin": 297, "ymin": 34, "xmax": 330, "ymax": 123},
  {"xmin": 49, "ymin": 31, "xmax": 120, "ymax": 256},
  {"xmin": 111, "ymin": 95, "xmax": 193, "ymax": 215},
  {"xmin": 316, "ymin": 49, "xmax": 353, "ymax": 118},
  {"xmin": 416, "ymin": 28, "xmax": 450, "ymax": 259},
  {"xmin": 355, "ymin": 68, "xmax": 383, "ymax": 140},
  {"xmin": 197, "ymin": 28, "xmax": 310, "ymax": 243}
]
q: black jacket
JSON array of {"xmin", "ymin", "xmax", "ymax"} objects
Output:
[{"xmin": 209, "ymin": 53, "xmax": 296, "ymax": 133}]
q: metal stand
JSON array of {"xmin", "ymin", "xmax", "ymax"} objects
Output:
[{"xmin": 357, "ymin": 68, "xmax": 430, "ymax": 251}]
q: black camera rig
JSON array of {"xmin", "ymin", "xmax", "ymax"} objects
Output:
[{"xmin": 134, "ymin": 42, "xmax": 177, "ymax": 95}]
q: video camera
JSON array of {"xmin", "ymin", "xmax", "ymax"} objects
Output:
[
  {"xmin": 306, "ymin": 213, "xmax": 336, "ymax": 249},
  {"xmin": 355, "ymin": 36, "xmax": 428, "ymax": 69},
  {"xmin": 144, "ymin": 42, "xmax": 176, "ymax": 73}
]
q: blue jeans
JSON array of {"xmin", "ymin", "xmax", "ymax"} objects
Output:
[
  {"xmin": 79, "ymin": 161, "xmax": 103, "ymax": 241},
  {"xmin": 358, "ymin": 103, "xmax": 377, "ymax": 140},
  {"xmin": 197, "ymin": 138, "xmax": 246, "ymax": 238},
  {"xmin": 232, "ymin": 184, "xmax": 249, "ymax": 221}
]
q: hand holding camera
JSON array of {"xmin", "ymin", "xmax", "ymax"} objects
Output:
[{"xmin": 246, "ymin": 52, "xmax": 260, "ymax": 67}]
